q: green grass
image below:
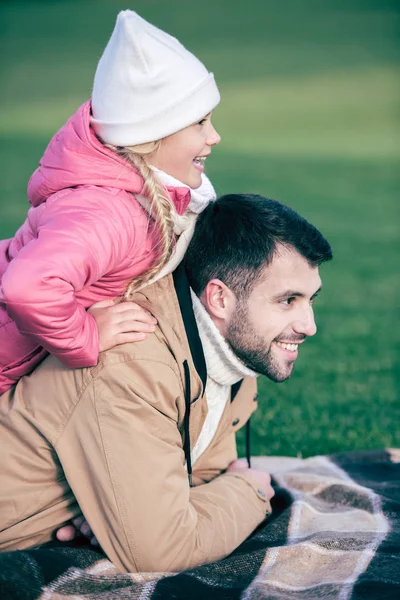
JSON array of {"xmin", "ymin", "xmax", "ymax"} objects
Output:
[{"xmin": 1, "ymin": 0, "xmax": 399, "ymax": 457}]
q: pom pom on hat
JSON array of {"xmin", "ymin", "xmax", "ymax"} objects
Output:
[{"xmin": 91, "ymin": 10, "xmax": 220, "ymax": 146}]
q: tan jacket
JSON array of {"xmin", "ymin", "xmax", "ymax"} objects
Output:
[{"xmin": 0, "ymin": 271, "xmax": 270, "ymax": 573}]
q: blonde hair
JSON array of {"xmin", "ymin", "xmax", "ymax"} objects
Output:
[{"xmin": 108, "ymin": 140, "xmax": 176, "ymax": 299}]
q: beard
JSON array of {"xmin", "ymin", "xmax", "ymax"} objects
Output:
[{"xmin": 226, "ymin": 301, "xmax": 298, "ymax": 383}]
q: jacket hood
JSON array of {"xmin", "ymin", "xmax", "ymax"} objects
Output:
[{"xmin": 28, "ymin": 101, "xmax": 191, "ymax": 215}]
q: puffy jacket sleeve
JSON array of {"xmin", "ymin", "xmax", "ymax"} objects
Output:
[
  {"xmin": 1, "ymin": 191, "xmax": 147, "ymax": 368},
  {"xmin": 56, "ymin": 355, "xmax": 270, "ymax": 573}
]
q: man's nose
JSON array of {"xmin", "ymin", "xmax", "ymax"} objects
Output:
[
  {"xmin": 207, "ymin": 123, "xmax": 221, "ymax": 146},
  {"xmin": 293, "ymin": 306, "xmax": 317, "ymax": 338}
]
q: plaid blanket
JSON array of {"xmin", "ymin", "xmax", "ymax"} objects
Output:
[{"xmin": 1, "ymin": 449, "xmax": 399, "ymax": 599}]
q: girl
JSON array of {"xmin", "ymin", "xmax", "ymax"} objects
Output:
[{"xmin": 0, "ymin": 10, "xmax": 221, "ymax": 394}]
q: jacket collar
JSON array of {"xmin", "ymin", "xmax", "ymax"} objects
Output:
[{"xmin": 165, "ymin": 186, "xmax": 191, "ymax": 216}]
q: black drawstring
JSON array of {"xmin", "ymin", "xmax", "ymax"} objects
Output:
[
  {"xmin": 232, "ymin": 381, "xmax": 251, "ymax": 468},
  {"xmin": 183, "ymin": 360, "xmax": 193, "ymax": 486},
  {"xmin": 246, "ymin": 418, "xmax": 252, "ymax": 468}
]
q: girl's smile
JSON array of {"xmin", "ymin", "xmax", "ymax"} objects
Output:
[
  {"xmin": 147, "ymin": 114, "xmax": 221, "ymax": 188},
  {"xmin": 193, "ymin": 155, "xmax": 208, "ymax": 173}
]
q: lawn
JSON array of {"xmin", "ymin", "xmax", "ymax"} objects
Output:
[{"xmin": 1, "ymin": 0, "xmax": 399, "ymax": 457}]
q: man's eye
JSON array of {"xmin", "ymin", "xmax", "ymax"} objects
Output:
[{"xmin": 282, "ymin": 297, "xmax": 295, "ymax": 306}]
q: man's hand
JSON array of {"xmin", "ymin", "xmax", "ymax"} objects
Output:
[
  {"xmin": 227, "ymin": 459, "xmax": 275, "ymax": 501},
  {"xmin": 88, "ymin": 299, "xmax": 157, "ymax": 352},
  {"xmin": 56, "ymin": 516, "xmax": 99, "ymax": 547}
]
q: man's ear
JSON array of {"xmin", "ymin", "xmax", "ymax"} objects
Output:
[{"xmin": 200, "ymin": 279, "xmax": 237, "ymax": 333}]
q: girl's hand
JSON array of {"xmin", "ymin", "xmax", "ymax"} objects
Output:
[
  {"xmin": 56, "ymin": 516, "xmax": 99, "ymax": 547},
  {"xmin": 88, "ymin": 299, "xmax": 157, "ymax": 352}
]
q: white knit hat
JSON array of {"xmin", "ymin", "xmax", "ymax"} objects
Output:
[{"xmin": 91, "ymin": 10, "xmax": 220, "ymax": 146}]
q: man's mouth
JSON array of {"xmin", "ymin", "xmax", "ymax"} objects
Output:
[
  {"xmin": 275, "ymin": 341, "xmax": 299, "ymax": 352},
  {"xmin": 273, "ymin": 338, "xmax": 306, "ymax": 359}
]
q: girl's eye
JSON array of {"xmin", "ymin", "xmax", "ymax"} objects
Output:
[{"xmin": 197, "ymin": 118, "xmax": 207, "ymax": 126}]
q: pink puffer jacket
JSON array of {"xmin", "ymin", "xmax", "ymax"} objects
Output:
[{"xmin": 0, "ymin": 101, "xmax": 191, "ymax": 394}]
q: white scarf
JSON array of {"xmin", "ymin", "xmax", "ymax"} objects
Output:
[
  {"xmin": 191, "ymin": 291, "xmax": 257, "ymax": 386},
  {"xmin": 152, "ymin": 167, "xmax": 217, "ymax": 216},
  {"xmin": 136, "ymin": 168, "xmax": 217, "ymax": 288},
  {"xmin": 190, "ymin": 290, "xmax": 257, "ymax": 465}
]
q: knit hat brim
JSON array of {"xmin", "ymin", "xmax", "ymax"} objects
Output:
[{"xmin": 91, "ymin": 73, "xmax": 220, "ymax": 146}]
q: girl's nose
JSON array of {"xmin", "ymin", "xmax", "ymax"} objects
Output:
[{"xmin": 207, "ymin": 123, "xmax": 221, "ymax": 146}]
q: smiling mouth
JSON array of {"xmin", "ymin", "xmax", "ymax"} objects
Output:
[
  {"xmin": 193, "ymin": 156, "xmax": 207, "ymax": 167},
  {"xmin": 275, "ymin": 341, "xmax": 299, "ymax": 352}
]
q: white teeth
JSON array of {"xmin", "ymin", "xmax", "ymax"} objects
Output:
[
  {"xmin": 194, "ymin": 156, "xmax": 206, "ymax": 164},
  {"xmin": 276, "ymin": 342, "xmax": 298, "ymax": 352}
]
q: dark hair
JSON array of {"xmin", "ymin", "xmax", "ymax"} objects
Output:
[{"xmin": 185, "ymin": 193, "xmax": 332, "ymax": 297}]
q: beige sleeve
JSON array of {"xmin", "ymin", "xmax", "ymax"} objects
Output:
[
  {"xmin": 56, "ymin": 358, "xmax": 269, "ymax": 573},
  {"xmin": 192, "ymin": 430, "xmax": 239, "ymax": 485}
]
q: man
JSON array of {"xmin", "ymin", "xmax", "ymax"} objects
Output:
[{"xmin": 0, "ymin": 194, "xmax": 332, "ymax": 573}]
